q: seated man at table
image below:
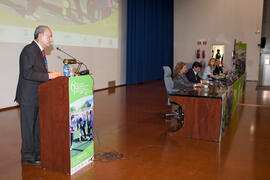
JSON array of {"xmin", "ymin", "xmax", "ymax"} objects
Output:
[
  {"xmin": 185, "ymin": 62, "xmax": 203, "ymax": 83},
  {"xmin": 213, "ymin": 59, "xmax": 224, "ymax": 75}
]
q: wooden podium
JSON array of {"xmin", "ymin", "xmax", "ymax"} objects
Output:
[{"xmin": 38, "ymin": 75, "xmax": 94, "ymax": 175}]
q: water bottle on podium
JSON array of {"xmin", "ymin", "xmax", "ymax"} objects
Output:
[{"xmin": 63, "ymin": 62, "xmax": 70, "ymax": 77}]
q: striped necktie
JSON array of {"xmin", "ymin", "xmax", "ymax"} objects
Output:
[{"xmin": 42, "ymin": 50, "xmax": 48, "ymax": 71}]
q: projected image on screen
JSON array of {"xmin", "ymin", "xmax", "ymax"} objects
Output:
[{"xmin": 0, "ymin": 0, "xmax": 119, "ymax": 48}]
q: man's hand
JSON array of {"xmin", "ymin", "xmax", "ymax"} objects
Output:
[
  {"xmin": 48, "ymin": 70, "xmax": 62, "ymax": 79},
  {"xmin": 200, "ymin": 80, "xmax": 207, "ymax": 84}
]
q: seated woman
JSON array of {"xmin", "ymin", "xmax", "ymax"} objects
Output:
[
  {"xmin": 202, "ymin": 58, "xmax": 216, "ymax": 79},
  {"xmin": 173, "ymin": 61, "xmax": 202, "ymax": 89}
]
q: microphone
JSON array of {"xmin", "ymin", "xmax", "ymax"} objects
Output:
[
  {"xmin": 56, "ymin": 47, "xmax": 78, "ymax": 61},
  {"xmin": 56, "ymin": 47, "xmax": 90, "ymax": 75}
]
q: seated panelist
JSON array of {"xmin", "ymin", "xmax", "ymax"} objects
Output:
[
  {"xmin": 173, "ymin": 61, "xmax": 203, "ymax": 90},
  {"xmin": 213, "ymin": 59, "xmax": 223, "ymax": 75},
  {"xmin": 202, "ymin": 58, "xmax": 216, "ymax": 80},
  {"xmin": 185, "ymin": 62, "xmax": 202, "ymax": 83}
]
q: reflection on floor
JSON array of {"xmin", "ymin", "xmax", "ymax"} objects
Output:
[{"xmin": 0, "ymin": 80, "xmax": 270, "ymax": 180}]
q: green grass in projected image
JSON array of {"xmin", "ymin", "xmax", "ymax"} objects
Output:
[{"xmin": 0, "ymin": 0, "xmax": 119, "ymax": 38}]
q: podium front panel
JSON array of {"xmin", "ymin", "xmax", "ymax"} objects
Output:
[{"xmin": 69, "ymin": 75, "xmax": 94, "ymax": 175}]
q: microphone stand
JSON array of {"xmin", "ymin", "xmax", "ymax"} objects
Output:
[
  {"xmin": 56, "ymin": 47, "xmax": 89, "ymax": 75},
  {"xmin": 74, "ymin": 62, "xmax": 83, "ymax": 75}
]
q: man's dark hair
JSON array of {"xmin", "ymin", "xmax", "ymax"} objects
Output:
[
  {"xmin": 34, "ymin": 25, "xmax": 49, "ymax": 39},
  {"xmin": 192, "ymin": 62, "xmax": 202, "ymax": 68}
]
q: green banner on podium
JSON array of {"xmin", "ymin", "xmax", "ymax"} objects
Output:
[{"xmin": 69, "ymin": 75, "xmax": 94, "ymax": 175}]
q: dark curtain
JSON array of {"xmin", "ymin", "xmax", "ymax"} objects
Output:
[{"xmin": 126, "ymin": 0, "xmax": 174, "ymax": 85}]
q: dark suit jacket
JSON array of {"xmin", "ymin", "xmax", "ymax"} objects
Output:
[
  {"xmin": 173, "ymin": 73, "xmax": 193, "ymax": 90},
  {"xmin": 15, "ymin": 41, "xmax": 49, "ymax": 106},
  {"xmin": 213, "ymin": 66, "xmax": 223, "ymax": 75},
  {"xmin": 185, "ymin": 68, "xmax": 201, "ymax": 83}
]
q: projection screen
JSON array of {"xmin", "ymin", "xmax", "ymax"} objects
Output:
[{"xmin": 0, "ymin": 0, "xmax": 125, "ymax": 109}]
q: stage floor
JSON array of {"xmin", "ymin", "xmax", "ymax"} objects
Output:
[{"xmin": 0, "ymin": 80, "xmax": 270, "ymax": 180}]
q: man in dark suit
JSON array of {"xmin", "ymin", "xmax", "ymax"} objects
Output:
[
  {"xmin": 15, "ymin": 25, "xmax": 60, "ymax": 165},
  {"xmin": 185, "ymin": 62, "xmax": 202, "ymax": 83},
  {"xmin": 213, "ymin": 59, "xmax": 223, "ymax": 75}
]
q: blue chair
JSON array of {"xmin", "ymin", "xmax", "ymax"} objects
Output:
[
  {"xmin": 163, "ymin": 66, "xmax": 184, "ymax": 130},
  {"xmin": 163, "ymin": 66, "xmax": 179, "ymax": 101}
]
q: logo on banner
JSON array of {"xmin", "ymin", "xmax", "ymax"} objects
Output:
[{"xmin": 70, "ymin": 81, "xmax": 90, "ymax": 96}]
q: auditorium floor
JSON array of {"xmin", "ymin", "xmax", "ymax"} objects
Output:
[{"xmin": 0, "ymin": 80, "xmax": 270, "ymax": 180}]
